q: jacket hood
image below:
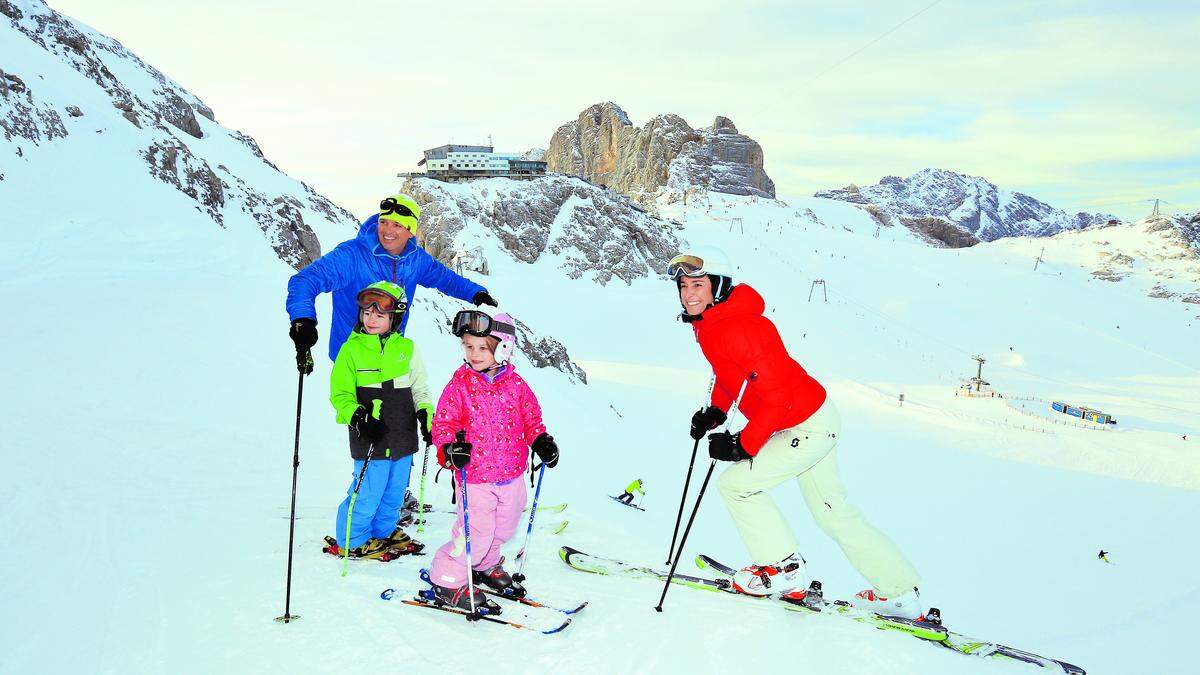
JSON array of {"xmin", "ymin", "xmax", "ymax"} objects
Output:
[{"xmin": 699, "ymin": 284, "xmax": 763, "ymax": 323}]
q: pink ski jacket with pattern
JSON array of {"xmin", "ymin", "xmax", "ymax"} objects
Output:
[{"xmin": 432, "ymin": 363, "xmax": 547, "ymax": 484}]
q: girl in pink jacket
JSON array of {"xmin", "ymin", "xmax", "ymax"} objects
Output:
[{"xmin": 427, "ymin": 311, "xmax": 560, "ymax": 613}]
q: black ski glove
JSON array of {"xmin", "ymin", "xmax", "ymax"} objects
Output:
[
  {"xmin": 350, "ymin": 406, "xmax": 387, "ymax": 442},
  {"xmin": 415, "ymin": 408, "xmax": 433, "ymax": 446},
  {"xmin": 290, "ymin": 318, "xmax": 317, "ymax": 351},
  {"xmin": 708, "ymin": 431, "xmax": 751, "ymax": 462},
  {"xmin": 289, "ymin": 318, "xmax": 318, "ymax": 375},
  {"xmin": 531, "ymin": 432, "xmax": 559, "ymax": 469},
  {"xmin": 443, "ymin": 437, "xmax": 472, "ymax": 470},
  {"xmin": 472, "ymin": 291, "xmax": 498, "ymax": 307},
  {"xmin": 690, "ymin": 405, "xmax": 727, "ymax": 440}
]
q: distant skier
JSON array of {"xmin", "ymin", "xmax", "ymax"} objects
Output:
[
  {"xmin": 616, "ymin": 479, "xmax": 644, "ymax": 505},
  {"xmin": 671, "ymin": 246, "xmax": 926, "ymax": 621},
  {"xmin": 322, "ymin": 282, "xmax": 431, "ymax": 560},
  {"xmin": 427, "ymin": 309, "xmax": 560, "ymax": 612},
  {"xmin": 285, "ymin": 193, "xmax": 497, "ymax": 369},
  {"xmin": 1098, "ymin": 550, "xmax": 1112, "ymax": 564}
]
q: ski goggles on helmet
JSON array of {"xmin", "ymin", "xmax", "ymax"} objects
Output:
[
  {"xmin": 379, "ymin": 197, "xmax": 419, "ymax": 235},
  {"xmin": 380, "ymin": 197, "xmax": 415, "ymax": 219},
  {"xmin": 667, "ymin": 254, "xmax": 708, "ymax": 279},
  {"xmin": 451, "ymin": 310, "xmax": 515, "ymax": 339},
  {"xmin": 357, "ymin": 288, "xmax": 407, "ymax": 314}
]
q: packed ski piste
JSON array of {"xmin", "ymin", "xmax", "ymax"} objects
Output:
[{"xmin": 276, "ymin": 195, "xmax": 1086, "ymax": 672}]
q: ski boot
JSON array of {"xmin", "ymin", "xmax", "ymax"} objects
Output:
[
  {"xmin": 850, "ymin": 587, "xmax": 925, "ymax": 621},
  {"xmin": 322, "ymin": 536, "xmax": 399, "ymax": 562},
  {"xmin": 430, "ymin": 583, "xmax": 501, "ymax": 615},
  {"xmin": 472, "ymin": 557, "xmax": 526, "ymax": 598},
  {"xmin": 384, "ymin": 527, "xmax": 425, "ymax": 555},
  {"xmin": 731, "ymin": 553, "xmax": 808, "ymax": 599}
]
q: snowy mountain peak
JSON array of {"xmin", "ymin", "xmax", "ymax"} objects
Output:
[
  {"xmin": 1, "ymin": 0, "xmax": 355, "ymax": 268},
  {"xmin": 816, "ymin": 168, "xmax": 1118, "ymax": 245}
]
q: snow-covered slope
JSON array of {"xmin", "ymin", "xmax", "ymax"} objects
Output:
[
  {"xmin": 0, "ymin": 0, "xmax": 355, "ymax": 268},
  {"xmin": 4, "ymin": 172, "xmax": 1198, "ymax": 674},
  {"xmin": 815, "ymin": 168, "xmax": 1119, "ymax": 244},
  {"xmin": 991, "ymin": 212, "xmax": 1200, "ymax": 307}
]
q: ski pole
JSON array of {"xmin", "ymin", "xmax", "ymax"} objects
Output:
[
  {"xmin": 457, "ymin": 431, "xmax": 481, "ymax": 621},
  {"xmin": 416, "ymin": 439, "xmax": 432, "ymax": 534},
  {"xmin": 666, "ymin": 374, "xmax": 717, "ymax": 565},
  {"xmin": 656, "ymin": 373, "xmax": 755, "ymax": 613},
  {"xmin": 275, "ymin": 369, "xmax": 306, "ymax": 624},
  {"xmin": 342, "ymin": 399, "xmax": 382, "ymax": 577},
  {"xmin": 512, "ymin": 462, "xmax": 547, "ymax": 583}
]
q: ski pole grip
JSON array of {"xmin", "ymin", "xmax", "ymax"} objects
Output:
[{"xmin": 456, "ymin": 430, "xmax": 466, "ymax": 443}]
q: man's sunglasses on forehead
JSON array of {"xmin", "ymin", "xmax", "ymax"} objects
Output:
[{"xmin": 380, "ymin": 198, "xmax": 415, "ymax": 218}]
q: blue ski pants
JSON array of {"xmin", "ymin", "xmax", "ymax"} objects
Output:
[{"xmin": 335, "ymin": 456, "xmax": 414, "ymax": 548}]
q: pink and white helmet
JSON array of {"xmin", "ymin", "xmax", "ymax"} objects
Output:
[{"xmin": 490, "ymin": 312, "xmax": 518, "ymax": 364}]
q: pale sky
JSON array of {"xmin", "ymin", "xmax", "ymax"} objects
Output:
[{"xmin": 51, "ymin": 0, "xmax": 1199, "ymax": 222}]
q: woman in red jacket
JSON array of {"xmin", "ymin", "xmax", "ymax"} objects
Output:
[{"xmin": 673, "ymin": 246, "xmax": 924, "ymax": 620}]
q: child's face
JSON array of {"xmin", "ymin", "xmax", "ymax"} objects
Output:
[
  {"xmin": 462, "ymin": 334, "xmax": 498, "ymax": 370},
  {"xmin": 361, "ymin": 307, "xmax": 392, "ymax": 335}
]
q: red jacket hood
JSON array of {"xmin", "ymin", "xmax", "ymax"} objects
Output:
[{"xmin": 696, "ymin": 284, "xmax": 764, "ymax": 325}]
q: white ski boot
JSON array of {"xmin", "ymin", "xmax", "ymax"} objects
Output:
[
  {"xmin": 850, "ymin": 587, "xmax": 924, "ymax": 620},
  {"xmin": 732, "ymin": 553, "xmax": 808, "ymax": 598}
]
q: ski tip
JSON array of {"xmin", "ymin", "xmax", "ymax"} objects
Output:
[
  {"xmin": 694, "ymin": 554, "xmax": 708, "ymax": 569},
  {"xmin": 558, "ymin": 546, "xmax": 576, "ymax": 563},
  {"xmin": 543, "ymin": 618, "xmax": 572, "ymax": 634},
  {"xmin": 380, "ymin": 588, "xmax": 396, "ymax": 601}
]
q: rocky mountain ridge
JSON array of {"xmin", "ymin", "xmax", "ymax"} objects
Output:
[
  {"xmin": 815, "ymin": 168, "xmax": 1118, "ymax": 247},
  {"xmin": 543, "ymin": 101, "xmax": 774, "ymax": 207},
  {"xmin": 0, "ymin": 0, "xmax": 354, "ymax": 269}
]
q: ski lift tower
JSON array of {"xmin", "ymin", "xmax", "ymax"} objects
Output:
[
  {"xmin": 971, "ymin": 354, "xmax": 986, "ymax": 392},
  {"xmin": 808, "ymin": 279, "xmax": 827, "ymax": 302}
]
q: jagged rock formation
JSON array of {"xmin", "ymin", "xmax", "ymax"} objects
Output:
[
  {"xmin": 0, "ymin": 0, "xmax": 354, "ymax": 268},
  {"xmin": 544, "ymin": 102, "xmax": 774, "ymax": 206},
  {"xmin": 402, "ymin": 174, "xmax": 681, "ymax": 286},
  {"xmin": 815, "ymin": 168, "xmax": 1118, "ymax": 243}
]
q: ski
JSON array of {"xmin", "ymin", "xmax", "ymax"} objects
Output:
[
  {"xmin": 554, "ymin": 520, "xmax": 569, "ymax": 535},
  {"xmin": 481, "ymin": 588, "xmax": 589, "ymax": 615},
  {"xmin": 695, "ymin": 554, "xmax": 1084, "ymax": 674},
  {"xmin": 609, "ymin": 496, "xmax": 646, "ymax": 511},
  {"xmin": 693, "ymin": 554, "xmax": 946, "ymax": 639},
  {"xmin": 379, "ymin": 588, "xmax": 570, "ymax": 634},
  {"xmin": 559, "ymin": 547, "xmax": 1083, "ymax": 673},
  {"xmin": 559, "ymin": 545, "xmax": 734, "ymax": 594}
]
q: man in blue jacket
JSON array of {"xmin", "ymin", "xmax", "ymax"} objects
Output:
[{"xmin": 286, "ymin": 194, "xmax": 496, "ymax": 370}]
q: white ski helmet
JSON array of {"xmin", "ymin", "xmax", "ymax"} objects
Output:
[{"xmin": 668, "ymin": 245, "xmax": 734, "ymax": 303}]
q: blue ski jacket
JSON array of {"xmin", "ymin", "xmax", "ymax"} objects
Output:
[{"xmin": 286, "ymin": 214, "xmax": 486, "ymax": 361}]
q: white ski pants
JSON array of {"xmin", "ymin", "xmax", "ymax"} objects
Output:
[{"xmin": 716, "ymin": 399, "xmax": 921, "ymax": 597}]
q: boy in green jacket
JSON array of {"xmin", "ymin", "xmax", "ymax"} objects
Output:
[{"xmin": 321, "ymin": 281, "xmax": 433, "ymax": 560}]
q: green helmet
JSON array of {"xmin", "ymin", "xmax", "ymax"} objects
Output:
[{"xmin": 356, "ymin": 281, "xmax": 408, "ymax": 335}]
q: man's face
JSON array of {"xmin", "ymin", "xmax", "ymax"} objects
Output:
[
  {"xmin": 378, "ymin": 218, "xmax": 414, "ymax": 254},
  {"xmin": 679, "ymin": 275, "xmax": 714, "ymax": 316}
]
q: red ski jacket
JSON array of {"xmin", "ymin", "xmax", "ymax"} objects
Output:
[{"xmin": 691, "ymin": 284, "xmax": 827, "ymax": 455}]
